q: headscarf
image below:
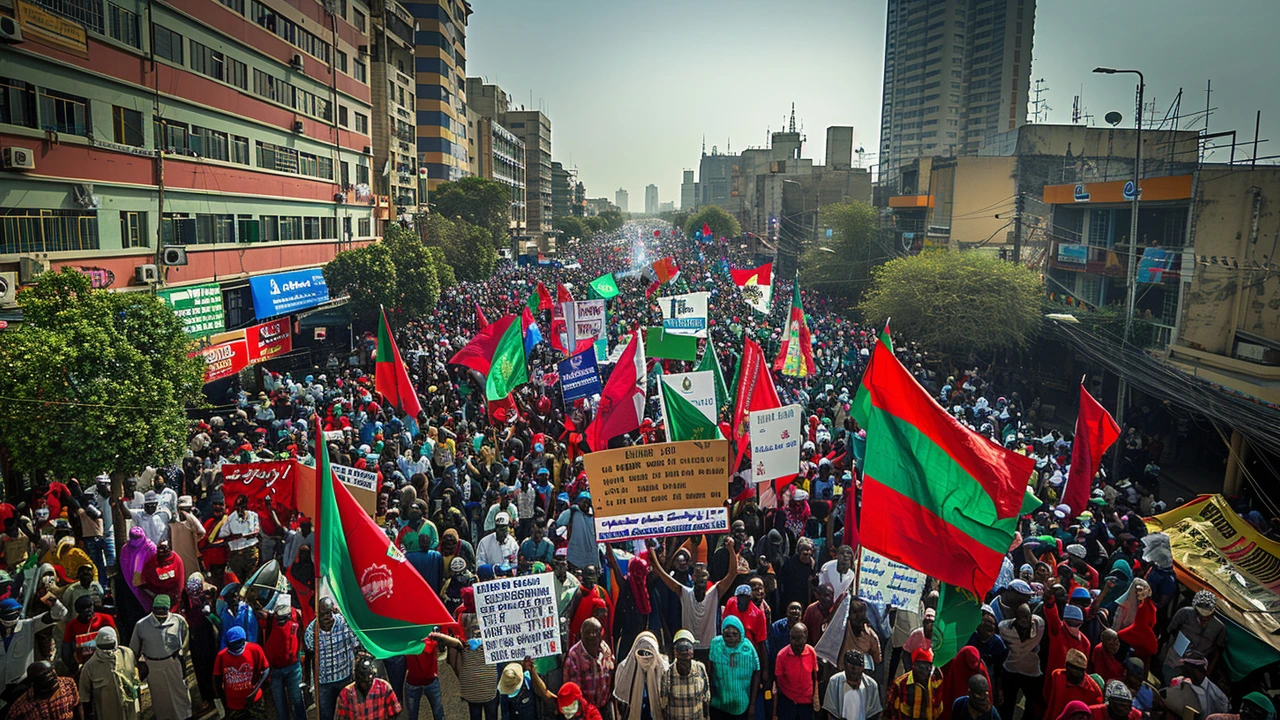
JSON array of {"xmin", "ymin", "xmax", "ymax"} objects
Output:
[
  {"xmin": 1055, "ymin": 700, "xmax": 1092, "ymax": 720},
  {"xmin": 1113, "ymin": 577, "xmax": 1150, "ymax": 631},
  {"xmin": 119, "ymin": 526, "xmax": 157, "ymax": 605},
  {"xmin": 708, "ymin": 614, "xmax": 757, "ymax": 669},
  {"xmin": 763, "ymin": 529, "xmax": 789, "ymax": 568},
  {"xmin": 627, "ymin": 555, "xmax": 651, "ymax": 615},
  {"xmin": 939, "ymin": 646, "xmax": 989, "ymax": 720},
  {"xmin": 1099, "ymin": 558, "xmax": 1133, "ymax": 606},
  {"xmin": 557, "ymin": 681, "xmax": 587, "ymax": 716},
  {"xmin": 612, "ymin": 631, "xmax": 667, "ymax": 720},
  {"xmin": 22, "ymin": 563, "xmax": 57, "ymax": 615}
]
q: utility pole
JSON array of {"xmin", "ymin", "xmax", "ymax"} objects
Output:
[{"xmin": 1012, "ymin": 194, "xmax": 1024, "ymax": 263}]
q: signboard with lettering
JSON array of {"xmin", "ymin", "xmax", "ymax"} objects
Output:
[
  {"xmin": 16, "ymin": 0, "xmax": 89, "ymax": 58},
  {"xmin": 249, "ymin": 268, "xmax": 329, "ymax": 318},
  {"xmin": 562, "ymin": 299, "xmax": 606, "ymax": 351},
  {"xmin": 1056, "ymin": 243, "xmax": 1089, "ymax": 267},
  {"xmin": 473, "ymin": 574, "xmax": 562, "ymax": 664},
  {"xmin": 750, "ymin": 403, "xmax": 802, "ymax": 484},
  {"xmin": 159, "ymin": 283, "xmax": 226, "ymax": 337},
  {"xmin": 192, "ymin": 338, "xmax": 249, "ymax": 384},
  {"xmin": 557, "ymin": 349, "xmax": 602, "ymax": 402},
  {"xmin": 584, "ymin": 440, "xmax": 730, "ymax": 542},
  {"xmin": 659, "ymin": 291, "xmax": 709, "ymax": 338},
  {"xmin": 331, "ymin": 464, "xmax": 378, "ymax": 493},
  {"xmin": 244, "ymin": 318, "xmax": 293, "ymax": 364},
  {"xmin": 660, "ymin": 371, "xmax": 717, "ymax": 423},
  {"xmin": 856, "ymin": 547, "xmax": 927, "ymax": 610}
]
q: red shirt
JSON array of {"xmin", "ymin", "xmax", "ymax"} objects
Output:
[
  {"xmin": 724, "ymin": 598, "xmax": 768, "ymax": 645},
  {"xmin": 140, "ymin": 553, "xmax": 185, "ymax": 599},
  {"xmin": 1091, "ymin": 704, "xmax": 1142, "ymax": 720},
  {"xmin": 36, "ymin": 483, "xmax": 73, "ymax": 519},
  {"xmin": 1045, "ymin": 600, "xmax": 1092, "ymax": 678},
  {"xmin": 214, "ymin": 642, "xmax": 270, "ymax": 710},
  {"xmin": 775, "ymin": 643, "xmax": 818, "ymax": 704},
  {"xmin": 262, "ymin": 610, "xmax": 302, "ymax": 668},
  {"xmin": 201, "ymin": 517, "xmax": 229, "ymax": 568},
  {"xmin": 63, "ymin": 613, "xmax": 117, "ymax": 664},
  {"xmin": 1044, "ymin": 669, "xmax": 1103, "ymax": 720},
  {"xmin": 406, "ymin": 638, "xmax": 440, "ymax": 686}
]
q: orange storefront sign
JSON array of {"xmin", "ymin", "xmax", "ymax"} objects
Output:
[{"xmin": 1043, "ymin": 174, "xmax": 1193, "ymax": 204}]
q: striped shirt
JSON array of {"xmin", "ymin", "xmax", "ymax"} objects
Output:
[
  {"xmin": 709, "ymin": 643, "xmax": 759, "ymax": 714},
  {"xmin": 305, "ymin": 615, "xmax": 360, "ymax": 685},
  {"xmin": 335, "ymin": 678, "xmax": 401, "ymax": 720},
  {"xmin": 455, "ymin": 645, "xmax": 498, "ymax": 704},
  {"xmin": 885, "ymin": 668, "xmax": 945, "ymax": 720}
]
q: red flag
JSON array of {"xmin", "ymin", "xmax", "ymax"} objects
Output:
[
  {"xmin": 702, "ymin": 222, "xmax": 712, "ymax": 237},
  {"xmin": 650, "ymin": 256, "xmax": 680, "ymax": 284},
  {"xmin": 645, "ymin": 281, "xmax": 661, "ymax": 299},
  {"xmin": 586, "ymin": 330, "xmax": 646, "ymax": 451},
  {"xmin": 773, "ymin": 278, "xmax": 816, "ymax": 378},
  {"xmin": 1064, "ymin": 384, "xmax": 1121, "ymax": 518},
  {"xmin": 535, "ymin": 282, "xmax": 554, "ymax": 311},
  {"xmin": 448, "ymin": 315, "xmax": 517, "ymax": 375},
  {"xmin": 653, "ymin": 230, "xmax": 661, "ymax": 237},
  {"xmin": 556, "ymin": 283, "xmax": 574, "ymax": 305},
  {"xmin": 730, "ymin": 337, "xmax": 781, "ymax": 469},
  {"xmin": 374, "ymin": 308, "xmax": 422, "ymax": 418},
  {"xmin": 551, "ymin": 317, "xmax": 568, "ymax": 353},
  {"xmin": 845, "ymin": 483, "xmax": 861, "ymax": 551},
  {"xmin": 475, "ymin": 303, "xmax": 489, "ymax": 330}
]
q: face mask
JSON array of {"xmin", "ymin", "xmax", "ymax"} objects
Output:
[
  {"xmin": 97, "ymin": 642, "xmax": 116, "ymax": 652},
  {"xmin": 563, "ymin": 701, "xmax": 580, "ymax": 718},
  {"xmin": 35, "ymin": 509, "xmax": 49, "ymax": 521},
  {"xmin": 1196, "ymin": 606, "xmax": 1213, "ymax": 617},
  {"xmin": 0, "ymin": 616, "xmax": 17, "ymax": 628}
]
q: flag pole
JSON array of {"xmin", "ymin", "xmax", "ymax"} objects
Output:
[{"xmin": 312, "ymin": 420, "xmax": 323, "ymax": 713}]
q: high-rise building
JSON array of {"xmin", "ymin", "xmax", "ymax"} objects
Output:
[
  {"xmin": 825, "ymin": 127, "xmax": 854, "ymax": 171},
  {"xmin": 697, "ymin": 147, "xmax": 736, "ymax": 210},
  {"xmin": 551, "ymin": 162, "xmax": 574, "ymax": 219},
  {"xmin": 615, "ymin": 188, "xmax": 629, "ymax": 213},
  {"xmin": 681, "ymin": 170, "xmax": 696, "ymax": 210},
  {"xmin": 502, "ymin": 110, "xmax": 552, "ymax": 244},
  {"xmin": 878, "ymin": 0, "xmax": 1035, "ymax": 182},
  {"xmin": 645, "ymin": 184, "xmax": 659, "ymax": 215},
  {"xmin": 371, "ymin": 0, "xmax": 420, "ymax": 225},
  {"xmin": 464, "ymin": 79, "xmax": 526, "ymax": 236},
  {"xmin": 410, "ymin": 0, "xmax": 471, "ymax": 191}
]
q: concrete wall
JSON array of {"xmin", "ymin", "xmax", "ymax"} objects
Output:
[{"xmin": 950, "ymin": 156, "xmax": 1017, "ymax": 245}]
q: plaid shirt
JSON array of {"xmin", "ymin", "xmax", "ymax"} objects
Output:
[
  {"xmin": 335, "ymin": 678, "xmax": 401, "ymax": 720},
  {"xmin": 305, "ymin": 615, "xmax": 360, "ymax": 685},
  {"xmin": 661, "ymin": 661, "xmax": 710, "ymax": 720},
  {"xmin": 563, "ymin": 640, "xmax": 615, "ymax": 709},
  {"xmin": 9, "ymin": 678, "xmax": 79, "ymax": 720},
  {"xmin": 885, "ymin": 669, "xmax": 944, "ymax": 720}
]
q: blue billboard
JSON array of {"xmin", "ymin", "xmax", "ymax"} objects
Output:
[{"xmin": 250, "ymin": 268, "xmax": 330, "ymax": 318}]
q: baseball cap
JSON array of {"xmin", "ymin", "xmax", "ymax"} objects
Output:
[
  {"xmin": 495, "ymin": 512, "xmax": 510, "ymax": 526},
  {"xmin": 151, "ymin": 595, "xmax": 172, "ymax": 611},
  {"xmin": 673, "ymin": 629, "xmax": 695, "ymax": 648},
  {"xmin": 923, "ymin": 608, "xmax": 937, "ymax": 621},
  {"xmin": 178, "ymin": 495, "xmax": 193, "ymax": 509},
  {"xmin": 734, "ymin": 584, "xmax": 751, "ymax": 597}
]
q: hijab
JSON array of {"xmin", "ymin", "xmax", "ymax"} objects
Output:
[
  {"xmin": 764, "ymin": 529, "xmax": 789, "ymax": 569},
  {"xmin": 119, "ymin": 527, "xmax": 156, "ymax": 605},
  {"xmin": 1055, "ymin": 700, "xmax": 1092, "ymax": 720},
  {"xmin": 708, "ymin": 614, "xmax": 757, "ymax": 669},
  {"xmin": 1099, "ymin": 558, "xmax": 1133, "ymax": 607},
  {"xmin": 1113, "ymin": 577, "xmax": 1151, "ymax": 631},
  {"xmin": 613, "ymin": 631, "xmax": 667, "ymax": 720},
  {"xmin": 627, "ymin": 555, "xmax": 651, "ymax": 615},
  {"xmin": 22, "ymin": 562, "xmax": 57, "ymax": 615},
  {"xmin": 939, "ymin": 646, "xmax": 989, "ymax": 720}
]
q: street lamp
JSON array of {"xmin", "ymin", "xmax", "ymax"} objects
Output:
[{"xmin": 1093, "ymin": 66, "xmax": 1144, "ymax": 481}]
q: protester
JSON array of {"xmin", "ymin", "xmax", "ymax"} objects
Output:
[
  {"xmin": 336, "ymin": 658, "xmax": 401, "ymax": 720},
  {"xmin": 76, "ymin": 626, "xmax": 140, "ymax": 720}
]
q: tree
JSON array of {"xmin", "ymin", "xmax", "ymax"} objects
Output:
[
  {"xmin": 554, "ymin": 216, "xmax": 587, "ymax": 241},
  {"xmin": 684, "ymin": 206, "xmax": 741, "ymax": 239},
  {"xmin": 430, "ymin": 176, "xmax": 511, "ymax": 246},
  {"xmin": 426, "ymin": 246, "xmax": 455, "ymax": 288},
  {"xmin": 858, "ymin": 250, "xmax": 1044, "ymax": 356},
  {"xmin": 0, "ymin": 269, "xmax": 205, "ymax": 484},
  {"xmin": 671, "ymin": 210, "xmax": 692, "ymax": 235},
  {"xmin": 383, "ymin": 224, "xmax": 440, "ymax": 317},
  {"xmin": 422, "ymin": 214, "xmax": 497, "ymax": 282},
  {"xmin": 799, "ymin": 201, "xmax": 883, "ymax": 301},
  {"xmin": 597, "ymin": 209, "xmax": 626, "ymax": 233},
  {"xmin": 323, "ymin": 242, "xmax": 400, "ymax": 327}
]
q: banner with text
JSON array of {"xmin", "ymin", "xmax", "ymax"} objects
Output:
[
  {"xmin": 219, "ymin": 461, "xmax": 299, "ymax": 517},
  {"xmin": 585, "ymin": 440, "xmax": 730, "ymax": 542},
  {"xmin": 474, "ymin": 573, "xmax": 562, "ymax": 664},
  {"xmin": 750, "ymin": 404, "xmax": 802, "ymax": 484},
  {"xmin": 558, "ymin": 350, "xmax": 603, "ymax": 402},
  {"xmin": 562, "ymin": 299, "xmax": 606, "ymax": 351},
  {"xmin": 659, "ymin": 291, "xmax": 709, "ymax": 338},
  {"xmin": 158, "ymin": 283, "xmax": 225, "ymax": 338},
  {"xmin": 193, "ymin": 338, "xmax": 249, "ymax": 384},
  {"xmin": 856, "ymin": 547, "xmax": 927, "ymax": 610},
  {"xmin": 660, "ymin": 371, "xmax": 717, "ymax": 423},
  {"xmin": 244, "ymin": 317, "xmax": 293, "ymax": 364}
]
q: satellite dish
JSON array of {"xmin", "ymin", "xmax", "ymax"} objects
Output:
[{"xmin": 1105, "ymin": 111, "xmax": 1123, "ymax": 127}]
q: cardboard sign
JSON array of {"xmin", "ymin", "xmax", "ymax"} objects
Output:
[
  {"xmin": 562, "ymin": 299, "xmax": 607, "ymax": 351},
  {"xmin": 659, "ymin": 291, "xmax": 709, "ymax": 337},
  {"xmin": 193, "ymin": 338, "xmax": 249, "ymax": 384},
  {"xmin": 660, "ymin": 372, "xmax": 717, "ymax": 423},
  {"xmin": 558, "ymin": 350, "xmax": 602, "ymax": 402},
  {"xmin": 219, "ymin": 461, "xmax": 298, "ymax": 516},
  {"xmin": 585, "ymin": 440, "xmax": 730, "ymax": 542},
  {"xmin": 750, "ymin": 404, "xmax": 802, "ymax": 484},
  {"xmin": 331, "ymin": 464, "xmax": 378, "ymax": 493},
  {"xmin": 856, "ymin": 547, "xmax": 927, "ymax": 610},
  {"xmin": 473, "ymin": 573, "xmax": 562, "ymax": 664},
  {"xmin": 244, "ymin": 318, "xmax": 293, "ymax": 364}
]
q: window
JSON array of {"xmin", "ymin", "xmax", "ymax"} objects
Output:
[
  {"xmin": 153, "ymin": 25, "xmax": 184, "ymax": 64},
  {"xmin": 340, "ymin": 160, "xmax": 350, "ymax": 186},
  {"xmin": 358, "ymin": 217, "xmax": 371, "ymax": 237},
  {"xmin": 0, "ymin": 208, "xmax": 99, "ymax": 254},
  {"xmin": 196, "ymin": 213, "xmax": 235, "ymax": 244},
  {"xmin": 317, "ymin": 156, "xmax": 333, "ymax": 180},
  {"xmin": 336, "ymin": 50, "xmax": 347, "ymax": 74},
  {"xmin": 218, "ymin": 0, "xmax": 244, "ymax": 12},
  {"xmin": 38, "ymin": 89, "xmax": 90, "ymax": 135},
  {"xmin": 231, "ymin": 135, "xmax": 249, "ymax": 164},
  {"xmin": 108, "ymin": 3, "xmax": 140, "ymax": 48},
  {"xmin": 298, "ymin": 151, "xmax": 318, "ymax": 178},
  {"xmin": 354, "ymin": 112, "xmax": 368, "ymax": 134},
  {"xmin": 353, "ymin": 8, "xmax": 366, "ymax": 31},
  {"xmin": 31, "ymin": 0, "xmax": 103, "ymax": 33},
  {"xmin": 338, "ymin": 106, "xmax": 348, "ymax": 127},
  {"xmin": 260, "ymin": 215, "xmax": 279, "ymax": 241},
  {"xmin": 321, "ymin": 216, "xmax": 336, "ymax": 239},
  {"xmin": 353, "ymin": 61, "xmax": 367, "ymax": 83},
  {"xmin": 0, "ymin": 78, "xmax": 37, "ymax": 128},
  {"xmin": 197, "ymin": 127, "xmax": 230, "ymax": 161},
  {"xmin": 190, "ymin": 40, "xmax": 225, "ymax": 81},
  {"xmin": 120, "ymin": 211, "xmax": 147, "ymax": 248},
  {"xmin": 279, "ymin": 216, "xmax": 302, "ymax": 240},
  {"xmin": 228, "ymin": 58, "xmax": 248, "ymax": 90},
  {"xmin": 257, "ymin": 141, "xmax": 299, "ymax": 173},
  {"xmin": 356, "ymin": 156, "xmax": 369, "ymax": 185},
  {"xmin": 303, "ymin": 216, "xmax": 320, "ymax": 240},
  {"xmin": 112, "ymin": 106, "xmax": 144, "ymax": 146}
]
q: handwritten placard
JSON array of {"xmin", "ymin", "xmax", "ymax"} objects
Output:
[
  {"xmin": 750, "ymin": 404, "xmax": 802, "ymax": 484},
  {"xmin": 856, "ymin": 548, "xmax": 926, "ymax": 610},
  {"xmin": 473, "ymin": 573, "xmax": 561, "ymax": 664},
  {"xmin": 585, "ymin": 440, "xmax": 730, "ymax": 541}
]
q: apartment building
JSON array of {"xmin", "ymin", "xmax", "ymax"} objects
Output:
[
  {"xmin": 408, "ymin": 0, "xmax": 470, "ymax": 191},
  {"xmin": 369, "ymin": 0, "xmax": 418, "ymax": 223}
]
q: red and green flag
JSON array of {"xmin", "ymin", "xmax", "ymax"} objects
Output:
[
  {"xmin": 316, "ymin": 425, "xmax": 453, "ymax": 657},
  {"xmin": 851, "ymin": 319, "xmax": 892, "ymax": 432},
  {"xmin": 859, "ymin": 340, "xmax": 1034, "ymax": 597},
  {"xmin": 774, "ymin": 275, "xmax": 816, "ymax": 378},
  {"xmin": 375, "ymin": 308, "xmax": 422, "ymax": 418},
  {"xmin": 449, "ymin": 314, "xmax": 517, "ymax": 376},
  {"xmin": 486, "ymin": 315, "xmax": 528, "ymax": 401}
]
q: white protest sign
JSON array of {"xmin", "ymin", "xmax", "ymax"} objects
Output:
[
  {"xmin": 856, "ymin": 547, "xmax": 927, "ymax": 610},
  {"xmin": 659, "ymin": 291, "xmax": 709, "ymax": 337},
  {"xmin": 331, "ymin": 464, "xmax": 378, "ymax": 493},
  {"xmin": 563, "ymin": 299, "xmax": 606, "ymax": 349},
  {"xmin": 749, "ymin": 403, "xmax": 802, "ymax": 484},
  {"xmin": 660, "ymin": 371, "xmax": 717, "ymax": 423},
  {"xmin": 473, "ymin": 573, "xmax": 562, "ymax": 664}
]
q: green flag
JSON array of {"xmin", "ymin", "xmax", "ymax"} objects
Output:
[
  {"xmin": 588, "ymin": 273, "xmax": 619, "ymax": 299},
  {"xmin": 697, "ymin": 342, "xmax": 731, "ymax": 422},
  {"xmin": 659, "ymin": 376, "xmax": 721, "ymax": 441},
  {"xmin": 485, "ymin": 316, "xmax": 528, "ymax": 400},
  {"xmin": 852, "ymin": 319, "xmax": 892, "ymax": 429},
  {"xmin": 932, "ymin": 582, "xmax": 984, "ymax": 666},
  {"xmin": 645, "ymin": 327, "xmax": 697, "ymax": 361}
]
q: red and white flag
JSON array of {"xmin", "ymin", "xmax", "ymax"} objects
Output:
[
  {"xmin": 586, "ymin": 330, "xmax": 647, "ymax": 452},
  {"xmin": 730, "ymin": 262, "xmax": 773, "ymax": 315}
]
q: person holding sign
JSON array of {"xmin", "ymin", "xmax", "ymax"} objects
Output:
[{"xmin": 651, "ymin": 538, "xmax": 740, "ymax": 655}]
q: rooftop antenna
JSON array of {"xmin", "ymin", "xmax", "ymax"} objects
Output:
[
  {"xmin": 727, "ymin": 138, "xmax": 731, "ymax": 154},
  {"xmin": 1032, "ymin": 79, "xmax": 1051, "ymax": 123},
  {"xmin": 702, "ymin": 135, "xmax": 706, "ymax": 156},
  {"xmin": 789, "ymin": 103, "xmax": 796, "ymax": 133}
]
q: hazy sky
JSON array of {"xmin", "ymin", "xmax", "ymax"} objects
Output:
[{"xmin": 467, "ymin": 0, "xmax": 1279, "ymax": 205}]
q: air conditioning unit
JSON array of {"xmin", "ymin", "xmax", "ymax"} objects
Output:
[
  {"xmin": 135, "ymin": 264, "xmax": 159, "ymax": 284},
  {"xmin": 293, "ymin": 120, "xmax": 305, "ymax": 134},
  {"xmin": 290, "ymin": 53, "xmax": 304, "ymax": 71},
  {"xmin": 0, "ymin": 271, "xmax": 17, "ymax": 307},
  {"xmin": 160, "ymin": 246, "xmax": 188, "ymax": 266},
  {"xmin": 2, "ymin": 146, "xmax": 34, "ymax": 171},
  {"xmin": 362, "ymin": 145, "xmax": 372, "ymax": 154},
  {"xmin": 73, "ymin": 183, "xmax": 100, "ymax": 209},
  {"xmin": 18, "ymin": 257, "xmax": 47, "ymax": 283},
  {"xmin": 0, "ymin": 15, "xmax": 23, "ymax": 43}
]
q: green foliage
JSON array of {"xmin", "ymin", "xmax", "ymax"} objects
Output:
[
  {"xmin": 596, "ymin": 209, "xmax": 626, "ymax": 233},
  {"xmin": 859, "ymin": 250, "xmax": 1044, "ymax": 355},
  {"xmin": 383, "ymin": 225, "xmax": 440, "ymax": 317},
  {"xmin": 799, "ymin": 201, "xmax": 883, "ymax": 301},
  {"xmin": 671, "ymin": 210, "xmax": 692, "ymax": 235},
  {"xmin": 554, "ymin": 215, "xmax": 587, "ymax": 241},
  {"xmin": 422, "ymin": 213, "xmax": 497, "ymax": 282},
  {"xmin": 430, "ymin": 176, "xmax": 510, "ymax": 246},
  {"xmin": 324, "ymin": 242, "xmax": 400, "ymax": 326},
  {"xmin": 426, "ymin": 246, "xmax": 455, "ymax": 288},
  {"xmin": 0, "ymin": 269, "xmax": 205, "ymax": 479},
  {"xmin": 684, "ymin": 206, "xmax": 741, "ymax": 239}
]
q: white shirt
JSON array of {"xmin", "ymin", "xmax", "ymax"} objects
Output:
[
  {"xmin": 819, "ymin": 559, "xmax": 856, "ymax": 598},
  {"xmin": 217, "ymin": 510, "xmax": 260, "ymax": 551},
  {"xmin": 997, "ymin": 616, "xmax": 1046, "ymax": 676},
  {"xmin": 823, "ymin": 672, "xmax": 883, "ymax": 720},
  {"xmin": 154, "ymin": 487, "xmax": 179, "ymax": 516},
  {"xmin": 475, "ymin": 531, "xmax": 519, "ymax": 567},
  {"xmin": 130, "ymin": 507, "xmax": 172, "ymax": 545},
  {"xmin": 679, "ymin": 584, "xmax": 722, "ymax": 650}
]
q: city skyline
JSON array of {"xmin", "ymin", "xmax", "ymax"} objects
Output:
[{"xmin": 467, "ymin": 0, "xmax": 1280, "ymax": 203}]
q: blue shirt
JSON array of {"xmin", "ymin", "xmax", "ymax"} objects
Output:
[
  {"xmin": 220, "ymin": 602, "xmax": 259, "ymax": 648},
  {"xmin": 556, "ymin": 507, "xmax": 597, "ymax": 569}
]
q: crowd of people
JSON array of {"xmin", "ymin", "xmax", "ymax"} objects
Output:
[{"xmin": 0, "ymin": 224, "xmax": 1275, "ymax": 720}]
